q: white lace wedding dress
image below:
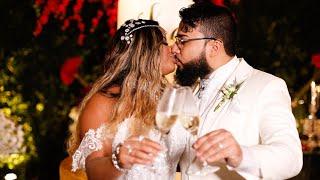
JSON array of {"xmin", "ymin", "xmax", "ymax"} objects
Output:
[{"xmin": 72, "ymin": 118, "xmax": 188, "ymax": 180}]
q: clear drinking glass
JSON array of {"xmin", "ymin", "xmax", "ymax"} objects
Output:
[
  {"xmin": 153, "ymin": 85, "xmax": 186, "ymax": 173},
  {"xmin": 178, "ymin": 86, "xmax": 220, "ymax": 176}
]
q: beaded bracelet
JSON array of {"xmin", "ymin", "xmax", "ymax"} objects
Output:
[{"xmin": 111, "ymin": 144, "xmax": 127, "ymax": 173}]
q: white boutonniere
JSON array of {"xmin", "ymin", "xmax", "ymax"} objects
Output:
[{"xmin": 214, "ymin": 79, "xmax": 244, "ymax": 112}]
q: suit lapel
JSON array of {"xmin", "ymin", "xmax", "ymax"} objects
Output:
[{"xmin": 198, "ymin": 59, "xmax": 254, "ymax": 135}]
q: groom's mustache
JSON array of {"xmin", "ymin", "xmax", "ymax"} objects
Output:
[{"xmin": 173, "ymin": 55, "xmax": 185, "ymax": 69}]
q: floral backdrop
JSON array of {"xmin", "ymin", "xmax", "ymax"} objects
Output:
[{"xmin": 0, "ymin": 0, "xmax": 319, "ymax": 179}]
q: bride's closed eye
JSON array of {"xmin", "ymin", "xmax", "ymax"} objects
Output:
[{"xmin": 161, "ymin": 39, "xmax": 168, "ymax": 46}]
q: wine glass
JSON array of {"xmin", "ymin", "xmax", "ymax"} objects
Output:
[
  {"xmin": 153, "ymin": 86, "xmax": 186, "ymax": 173},
  {"xmin": 156, "ymin": 86, "xmax": 185, "ymax": 133},
  {"xmin": 178, "ymin": 86, "xmax": 220, "ymax": 176}
]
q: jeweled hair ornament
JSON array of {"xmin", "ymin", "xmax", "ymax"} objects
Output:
[{"xmin": 120, "ymin": 19, "xmax": 160, "ymax": 44}]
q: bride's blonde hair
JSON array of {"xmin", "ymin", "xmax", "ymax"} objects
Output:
[{"xmin": 67, "ymin": 19, "xmax": 167, "ymax": 155}]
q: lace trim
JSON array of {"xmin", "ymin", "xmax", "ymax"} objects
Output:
[
  {"xmin": 71, "ymin": 125, "xmax": 107, "ymax": 172},
  {"xmin": 71, "ymin": 118, "xmax": 188, "ymax": 179}
]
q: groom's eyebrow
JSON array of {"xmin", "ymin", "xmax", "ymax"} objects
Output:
[{"xmin": 176, "ymin": 33, "xmax": 188, "ymax": 38}]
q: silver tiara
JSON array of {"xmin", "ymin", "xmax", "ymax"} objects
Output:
[{"xmin": 120, "ymin": 19, "xmax": 160, "ymax": 44}]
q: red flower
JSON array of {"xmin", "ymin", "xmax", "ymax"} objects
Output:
[
  {"xmin": 77, "ymin": 33, "xmax": 86, "ymax": 46},
  {"xmin": 72, "ymin": 14, "xmax": 81, "ymax": 21},
  {"xmin": 39, "ymin": 14, "xmax": 49, "ymax": 25},
  {"xmin": 61, "ymin": 19, "xmax": 70, "ymax": 31},
  {"xmin": 97, "ymin": 10, "xmax": 104, "ymax": 18},
  {"xmin": 211, "ymin": 0, "xmax": 225, "ymax": 6},
  {"xmin": 60, "ymin": 56, "xmax": 83, "ymax": 85},
  {"xmin": 92, "ymin": 17, "xmax": 99, "ymax": 28},
  {"xmin": 312, "ymin": 53, "xmax": 320, "ymax": 69},
  {"xmin": 73, "ymin": 0, "xmax": 84, "ymax": 14},
  {"xmin": 109, "ymin": 29, "xmax": 116, "ymax": 36},
  {"xmin": 33, "ymin": 0, "xmax": 119, "ymax": 42},
  {"xmin": 102, "ymin": 0, "xmax": 113, "ymax": 6},
  {"xmin": 78, "ymin": 22, "xmax": 85, "ymax": 32},
  {"xmin": 35, "ymin": 0, "xmax": 44, "ymax": 6},
  {"xmin": 33, "ymin": 22, "xmax": 43, "ymax": 37}
]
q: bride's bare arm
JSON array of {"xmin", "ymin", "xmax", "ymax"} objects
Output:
[
  {"xmin": 78, "ymin": 92, "xmax": 162, "ymax": 179},
  {"xmin": 85, "ymin": 148, "xmax": 122, "ymax": 180},
  {"xmin": 78, "ymin": 92, "xmax": 122, "ymax": 179},
  {"xmin": 85, "ymin": 136, "xmax": 162, "ymax": 180}
]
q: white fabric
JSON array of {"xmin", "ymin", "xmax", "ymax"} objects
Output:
[
  {"xmin": 72, "ymin": 118, "xmax": 188, "ymax": 180},
  {"xmin": 180, "ymin": 57, "xmax": 303, "ymax": 180},
  {"xmin": 196, "ymin": 56, "xmax": 240, "ymax": 114},
  {"xmin": 72, "ymin": 125, "xmax": 107, "ymax": 172}
]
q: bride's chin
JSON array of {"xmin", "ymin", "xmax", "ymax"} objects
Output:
[
  {"xmin": 161, "ymin": 68, "xmax": 175, "ymax": 76},
  {"xmin": 161, "ymin": 63, "xmax": 176, "ymax": 75}
]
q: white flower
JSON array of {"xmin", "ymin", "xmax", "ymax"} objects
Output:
[
  {"xmin": 214, "ymin": 79, "xmax": 244, "ymax": 112},
  {"xmin": 0, "ymin": 111, "xmax": 26, "ymax": 156}
]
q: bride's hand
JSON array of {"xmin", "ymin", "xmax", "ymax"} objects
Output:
[{"xmin": 118, "ymin": 135, "xmax": 162, "ymax": 169}]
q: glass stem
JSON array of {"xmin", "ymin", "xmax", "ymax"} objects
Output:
[{"xmin": 189, "ymin": 134, "xmax": 198, "ymax": 166}]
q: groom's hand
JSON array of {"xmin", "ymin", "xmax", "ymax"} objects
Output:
[{"xmin": 193, "ymin": 129, "xmax": 242, "ymax": 168}]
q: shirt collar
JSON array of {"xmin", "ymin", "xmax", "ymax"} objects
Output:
[
  {"xmin": 197, "ymin": 56, "xmax": 239, "ymax": 99},
  {"xmin": 207, "ymin": 55, "xmax": 238, "ymax": 81}
]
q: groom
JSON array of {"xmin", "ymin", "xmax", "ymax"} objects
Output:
[{"xmin": 172, "ymin": 2, "xmax": 302, "ymax": 179}]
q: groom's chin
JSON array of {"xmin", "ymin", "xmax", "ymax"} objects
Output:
[{"xmin": 175, "ymin": 70, "xmax": 199, "ymax": 87}]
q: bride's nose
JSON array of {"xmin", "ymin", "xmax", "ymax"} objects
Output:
[
  {"xmin": 171, "ymin": 43, "xmax": 180, "ymax": 55},
  {"xmin": 168, "ymin": 46, "xmax": 176, "ymax": 58}
]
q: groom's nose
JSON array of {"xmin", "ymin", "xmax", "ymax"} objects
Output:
[{"xmin": 171, "ymin": 43, "xmax": 180, "ymax": 55}]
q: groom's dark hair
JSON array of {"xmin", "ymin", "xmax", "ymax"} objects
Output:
[{"xmin": 179, "ymin": 2, "xmax": 237, "ymax": 56}]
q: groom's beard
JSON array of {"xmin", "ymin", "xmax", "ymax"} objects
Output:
[{"xmin": 175, "ymin": 51, "xmax": 212, "ymax": 86}]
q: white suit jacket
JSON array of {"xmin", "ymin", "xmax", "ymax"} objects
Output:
[{"xmin": 180, "ymin": 58, "xmax": 303, "ymax": 180}]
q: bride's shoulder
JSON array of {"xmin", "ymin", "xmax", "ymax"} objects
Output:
[{"xmin": 78, "ymin": 89, "xmax": 119, "ymax": 139}]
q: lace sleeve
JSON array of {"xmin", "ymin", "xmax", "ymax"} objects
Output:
[{"xmin": 71, "ymin": 125, "xmax": 107, "ymax": 172}]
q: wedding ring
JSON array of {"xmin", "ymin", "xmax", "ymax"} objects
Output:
[
  {"xmin": 202, "ymin": 161, "xmax": 208, "ymax": 166},
  {"xmin": 138, "ymin": 135, "xmax": 144, "ymax": 142},
  {"xmin": 126, "ymin": 145, "xmax": 133, "ymax": 155},
  {"xmin": 218, "ymin": 142, "xmax": 224, "ymax": 149}
]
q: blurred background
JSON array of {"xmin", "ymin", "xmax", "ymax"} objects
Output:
[{"xmin": 1, "ymin": 0, "xmax": 320, "ymax": 179}]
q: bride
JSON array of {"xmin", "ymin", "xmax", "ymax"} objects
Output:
[{"xmin": 68, "ymin": 19, "xmax": 188, "ymax": 179}]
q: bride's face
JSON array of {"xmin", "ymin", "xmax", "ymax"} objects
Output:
[
  {"xmin": 160, "ymin": 43, "xmax": 176, "ymax": 75},
  {"xmin": 159, "ymin": 29, "xmax": 176, "ymax": 75}
]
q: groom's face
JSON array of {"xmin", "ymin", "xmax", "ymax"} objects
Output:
[
  {"xmin": 175, "ymin": 50, "xmax": 211, "ymax": 86},
  {"xmin": 172, "ymin": 25, "xmax": 212, "ymax": 86}
]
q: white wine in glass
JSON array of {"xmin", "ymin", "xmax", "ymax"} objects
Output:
[
  {"xmin": 179, "ymin": 115, "xmax": 200, "ymax": 136},
  {"xmin": 155, "ymin": 113, "xmax": 178, "ymax": 134},
  {"xmin": 153, "ymin": 86, "xmax": 186, "ymax": 173},
  {"xmin": 178, "ymin": 87, "xmax": 220, "ymax": 176},
  {"xmin": 156, "ymin": 86, "xmax": 185, "ymax": 133}
]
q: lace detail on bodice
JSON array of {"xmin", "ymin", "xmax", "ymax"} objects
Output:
[
  {"xmin": 71, "ymin": 118, "xmax": 189, "ymax": 180},
  {"xmin": 71, "ymin": 125, "xmax": 108, "ymax": 172}
]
